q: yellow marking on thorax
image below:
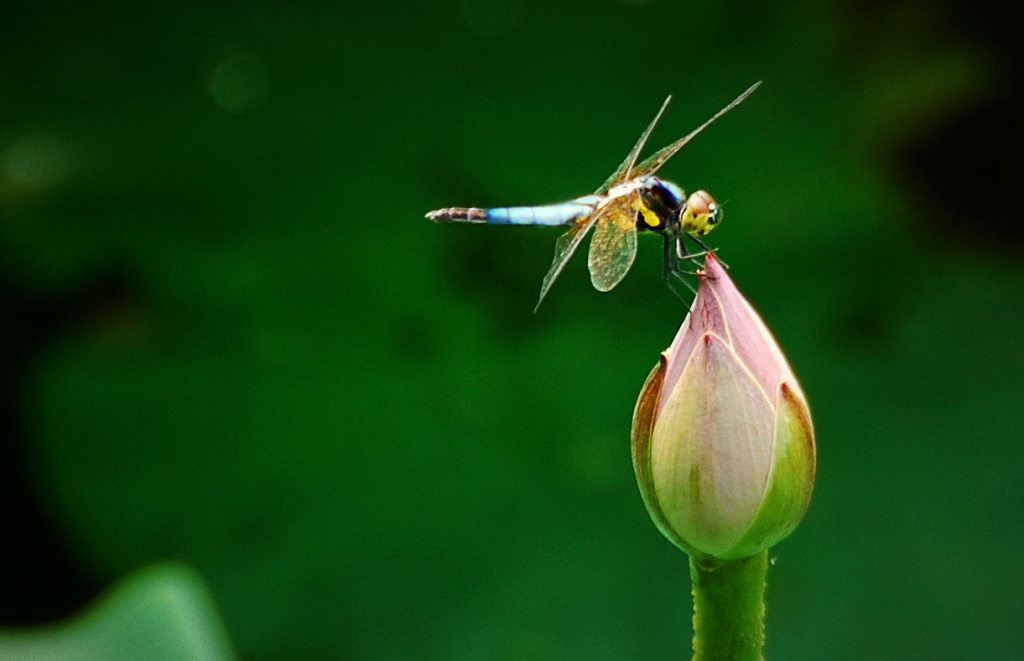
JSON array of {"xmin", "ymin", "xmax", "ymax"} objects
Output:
[{"xmin": 639, "ymin": 200, "xmax": 661, "ymax": 228}]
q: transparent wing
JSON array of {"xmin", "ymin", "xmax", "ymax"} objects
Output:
[
  {"xmin": 534, "ymin": 210, "xmax": 604, "ymax": 311},
  {"xmin": 595, "ymin": 96, "xmax": 672, "ymax": 195},
  {"xmin": 631, "ymin": 81, "xmax": 761, "ymax": 179},
  {"xmin": 587, "ymin": 193, "xmax": 639, "ymax": 292}
]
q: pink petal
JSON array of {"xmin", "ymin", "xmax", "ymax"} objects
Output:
[
  {"xmin": 702, "ymin": 256, "xmax": 802, "ymax": 401},
  {"xmin": 650, "ymin": 332, "xmax": 775, "ymax": 556},
  {"xmin": 658, "ymin": 266, "xmax": 728, "ymax": 415}
]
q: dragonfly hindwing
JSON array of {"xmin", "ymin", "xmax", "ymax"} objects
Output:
[
  {"xmin": 587, "ymin": 194, "xmax": 639, "ymax": 292},
  {"xmin": 534, "ymin": 213, "xmax": 603, "ymax": 311}
]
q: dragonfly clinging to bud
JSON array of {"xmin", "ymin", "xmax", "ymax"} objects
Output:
[{"xmin": 427, "ymin": 82, "xmax": 760, "ymax": 310}]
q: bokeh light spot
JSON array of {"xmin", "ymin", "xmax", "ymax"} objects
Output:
[
  {"xmin": 2, "ymin": 131, "xmax": 69, "ymax": 196},
  {"xmin": 208, "ymin": 54, "xmax": 270, "ymax": 114}
]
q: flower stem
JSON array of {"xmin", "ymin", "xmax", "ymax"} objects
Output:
[{"xmin": 690, "ymin": 550, "xmax": 768, "ymax": 661}]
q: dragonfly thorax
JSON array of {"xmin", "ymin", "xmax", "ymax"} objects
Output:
[
  {"xmin": 604, "ymin": 177, "xmax": 648, "ymax": 202},
  {"xmin": 635, "ymin": 177, "xmax": 686, "ymax": 234}
]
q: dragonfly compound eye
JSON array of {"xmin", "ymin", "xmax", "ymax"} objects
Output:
[
  {"xmin": 681, "ymin": 190, "xmax": 721, "ymax": 236},
  {"xmin": 686, "ymin": 190, "xmax": 714, "ymax": 216}
]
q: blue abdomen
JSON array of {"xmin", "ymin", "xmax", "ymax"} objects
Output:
[{"xmin": 486, "ymin": 196, "xmax": 598, "ymax": 226}]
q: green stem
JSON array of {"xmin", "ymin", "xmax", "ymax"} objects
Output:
[{"xmin": 689, "ymin": 550, "xmax": 768, "ymax": 661}]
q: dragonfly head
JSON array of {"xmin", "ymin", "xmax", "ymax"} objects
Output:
[{"xmin": 681, "ymin": 190, "xmax": 722, "ymax": 237}]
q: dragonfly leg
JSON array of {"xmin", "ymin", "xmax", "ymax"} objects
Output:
[
  {"xmin": 687, "ymin": 235, "xmax": 728, "ymax": 270},
  {"xmin": 675, "ymin": 235, "xmax": 710, "ymax": 266},
  {"xmin": 661, "ymin": 233, "xmax": 699, "ymax": 303},
  {"xmin": 667, "ymin": 268, "xmax": 698, "ymax": 301},
  {"xmin": 671, "ymin": 235, "xmax": 704, "ymax": 275},
  {"xmin": 662, "ymin": 234, "xmax": 673, "ymax": 282}
]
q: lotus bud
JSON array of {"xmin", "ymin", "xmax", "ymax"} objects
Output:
[{"xmin": 632, "ymin": 255, "xmax": 815, "ymax": 562}]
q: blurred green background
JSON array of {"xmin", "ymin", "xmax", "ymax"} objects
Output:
[{"xmin": 2, "ymin": 0, "xmax": 1022, "ymax": 659}]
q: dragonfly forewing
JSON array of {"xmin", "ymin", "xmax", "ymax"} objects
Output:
[
  {"xmin": 587, "ymin": 194, "xmax": 639, "ymax": 292},
  {"xmin": 595, "ymin": 96, "xmax": 672, "ymax": 195},
  {"xmin": 631, "ymin": 81, "xmax": 761, "ymax": 179}
]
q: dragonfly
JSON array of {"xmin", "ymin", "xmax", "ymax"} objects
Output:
[{"xmin": 427, "ymin": 82, "xmax": 760, "ymax": 310}]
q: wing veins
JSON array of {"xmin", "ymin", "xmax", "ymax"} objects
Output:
[
  {"xmin": 587, "ymin": 193, "xmax": 639, "ymax": 292},
  {"xmin": 595, "ymin": 96, "xmax": 672, "ymax": 195},
  {"xmin": 631, "ymin": 81, "xmax": 761, "ymax": 178},
  {"xmin": 534, "ymin": 208, "xmax": 606, "ymax": 311}
]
